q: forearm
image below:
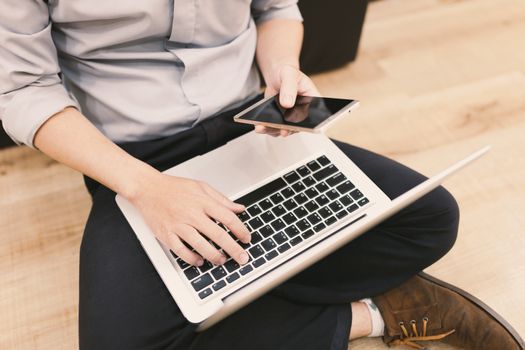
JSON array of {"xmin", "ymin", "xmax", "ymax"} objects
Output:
[
  {"xmin": 256, "ymin": 19, "xmax": 304, "ymax": 86},
  {"xmin": 33, "ymin": 107, "xmax": 159, "ymax": 199}
]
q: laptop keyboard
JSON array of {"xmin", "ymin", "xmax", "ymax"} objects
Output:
[{"xmin": 172, "ymin": 155, "xmax": 370, "ymax": 300}]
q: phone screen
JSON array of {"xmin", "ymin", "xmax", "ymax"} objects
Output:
[{"xmin": 236, "ymin": 95, "xmax": 355, "ymax": 129}]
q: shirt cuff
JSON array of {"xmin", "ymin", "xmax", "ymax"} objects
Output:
[
  {"xmin": 254, "ymin": 4, "xmax": 303, "ymax": 24},
  {"xmin": 1, "ymin": 84, "xmax": 79, "ymax": 148}
]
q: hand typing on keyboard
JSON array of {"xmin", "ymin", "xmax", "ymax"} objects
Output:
[{"xmin": 126, "ymin": 173, "xmax": 251, "ymax": 267}]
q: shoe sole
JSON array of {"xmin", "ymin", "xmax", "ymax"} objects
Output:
[{"xmin": 418, "ymin": 272, "xmax": 525, "ymax": 349}]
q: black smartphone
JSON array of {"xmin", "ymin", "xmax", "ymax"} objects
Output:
[{"xmin": 233, "ymin": 95, "xmax": 359, "ymax": 133}]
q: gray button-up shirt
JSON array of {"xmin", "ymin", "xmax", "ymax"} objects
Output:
[{"xmin": 0, "ymin": 0, "xmax": 301, "ymax": 147}]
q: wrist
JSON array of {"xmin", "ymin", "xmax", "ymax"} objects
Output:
[{"xmin": 117, "ymin": 161, "xmax": 163, "ymax": 203}]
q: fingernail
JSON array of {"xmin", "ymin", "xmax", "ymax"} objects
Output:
[
  {"xmin": 196, "ymin": 259, "xmax": 204, "ymax": 266},
  {"xmin": 239, "ymin": 252, "xmax": 249, "ymax": 264},
  {"xmin": 219, "ymin": 256, "xmax": 227, "ymax": 265}
]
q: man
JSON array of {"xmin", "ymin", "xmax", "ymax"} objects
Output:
[{"xmin": 1, "ymin": 1, "xmax": 522, "ymax": 349}]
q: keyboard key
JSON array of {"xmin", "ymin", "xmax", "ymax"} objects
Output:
[
  {"xmin": 358, "ymin": 198, "xmax": 370, "ymax": 206},
  {"xmin": 348, "ymin": 203, "xmax": 359, "ymax": 213},
  {"xmin": 252, "ymin": 257, "xmax": 266, "ymax": 268},
  {"xmin": 336, "ymin": 181, "xmax": 355, "ymax": 194},
  {"xmin": 301, "ymin": 229, "xmax": 315, "ymax": 239},
  {"xmin": 237, "ymin": 211, "xmax": 250, "ymax": 222},
  {"xmin": 290, "ymin": 236, "xmax": 303, "ymax": 246},
  {"xmin": 226, "ymin": 272, "xmax": 240, "ymax": 283},
  {"xmin": 293, "ymin": 206, "xmax": 308, "ymax": 218},
  {"xmin": 304, "ymin": 200, "xmax": 319, "ymax": 212},
  {"xmin": 176, "ymin": 258, "xmax": 189, "ymax": 269},
  {"xmin": 259, "ymin": 225, "xmax": 274, "ymax": 238},
  {"xmin": 265, "ymin": 250, "xmax": 278, "ymax": 261},
  {"xmin": 212, "ymin": 280, "xmax": 227, "ymax": 291},
  {"xmin": 248, "ymin": 217, "xmax": 264, "ymax": 230},
  {"xmin": 292, "ymin": 182, "xmax": 306, "ymax": 193},
  {"xmin": 240, "ymin": 265, "xmax": 254, "ymax": 275},
  {"xmin": 326, "ymin": 189, "xmax": 340, "ymax": 200},
  {"xmin": 199, "ymin": 288, "xmax": 213, "ymax": 299},
  {"xmin": 224, "ymin": 259, "xmax": 241, "ymax": 273},
  {"xmin": 198, "ymin": 261, "xmax": 213, "ymax": 274},
  {"xmin": 319, "ymin": 207, "xmax": 333, "ymax": 218},
  {"xmin": 315, "ymin": 195, "xmax": 329, "ymax": 206},
  {"xmin": 297, "ymin": 165, "xmax": 310, "ymax": 177},
  {"xmin": 270, "ymin": 193, "xmax": 285, "ymax": 204},
  {"xmin": 350, "ymin": 189, "xmax": 364, "ymax": 200},
  {"xmin": 303, "ymin": 176, "xmax": 316, "ymax": 187},
  {"xmin": 282, "ymin": 212, "xmax": 298, "ymax": 225},
  {"xmin": 284, "ymin": 171, "xmax": 300, "ymax": 184},
  {"xmin": 294, "ymin": 193, "xmax": 308, "ymax": 204},
  {"xmin": 251, "ymin": 232, "xmax": 263, "ymax": 244},
  {"xmin": 236, "ymin": 178, "xmax": 287, "ymax": 207},
  {"xmin": 296, "ymin": 218, "xmax": 311, "ymax": 231},
  {"xmin": 315, "ymin": 182, "xmax": 329, "ymax": 193},
  {"xmin": 259, "ymin": 199, "xmax": 273, "ymax": 210},
  {"xmin": 306, "ymin": 160, "xmax": 321, "ymax": 172},
  {"xmin": 329, "ymin": 201, "xmax": 343, "ymax": 213},
  {"xmin": 313, "ymin": 164, "xmax": 338, "ymax": 181},
  {"xmin": 249, "ymin": 245, "xmax": 264, "ymax": 258},
  {"xmin": 191, "ymin": 273, "xmax": 213, "ymax": 291},
  {"xmin": 284, "ymin": 225, "xmax": 300, "ymax": 238},
  {"xmin": 304, "ymin": 188, "xmax": 319, "ymax": 199},
  {"xmin": 261, "ymin": 238, "xmax": 277, "ymax": 251},
  {"xmin": 273, "ymin": 232, "xmax": 288, "ymax": 245},
  {"xmin": 184, "ymin": 267, "xmax": 200, "ymax": 280},
  {"xmin": 325, "ymin": 216, "xmax": 337, "ymax": 226},
  {"xmin": 281, "ymin": 187, "xmax": 295, "ymax": 198},
  {"xmin": 260, "ymin": 211, "xmax": 276, "ymax": 223},
  {"xmin": 277, "ymin": 243, "xmax": 291, "ymax": 253},
  {"xmin": 313, "ymin": 223, "xmax": 326, "ymax": 232},
  {"xmin": 239, "ymin": 240, "xmax": 251, "ymax": 249},
  {"xmin": 270, "ymin": 218, "xmax": 286, "ymax": 231},
  {"xmin": 211, "ymin": 266, "xmax": 227, "ymax": 280},
  {"xmin": 326, "ymin": 173, "xmax": 347, "ymax": 187},
  {"xmin": 340, "ymin": 194, "xmax": 353, "ymax": 206},
  {"xmin": 247, "ymin": 204, "xmax": 262, "ymax": 216},
  {"xmin": 271, "ymin": 204, "xmax": 286, "ymax": 216},
  {"xmin": 336, "ymin": 209, "xmax": 348, "ymax": 219},
  {"xmin": 307, "ymin": 213, "xmax": 322, "ymax": 225},
  {"xmin": 283, "ymin": 199, "xmax": 298, "ymax": 210},
  {"xmin": 317, "ymin": 155, "xmax": 330, "ymax": 166}
]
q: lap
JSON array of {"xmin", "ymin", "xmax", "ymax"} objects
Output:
[{"xmin": 78, "ymin": 140, "xmax": 459, "ymax": 350}]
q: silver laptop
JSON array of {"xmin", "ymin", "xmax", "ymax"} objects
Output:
[{"xmin": 116, "ymin": 126, "xmax": 489, "ymax": 331}]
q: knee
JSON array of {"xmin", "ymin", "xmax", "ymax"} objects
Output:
[{"xmin": 420, "ymin": 186, "xmax": 460, "ymax": 262}]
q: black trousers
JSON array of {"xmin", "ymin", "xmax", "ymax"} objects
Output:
[{"xmin": 79, "ymin": 96, "xmax": 460, "ymax": 350}]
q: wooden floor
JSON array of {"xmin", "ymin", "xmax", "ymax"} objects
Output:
[{"xmin": 1, "ymin": 0, "xmax": 524, "ymax": 349}]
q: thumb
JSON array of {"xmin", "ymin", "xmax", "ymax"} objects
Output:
[{"xmin": 278, "ymin": 66, "xmax": 299, "ymax": 108}]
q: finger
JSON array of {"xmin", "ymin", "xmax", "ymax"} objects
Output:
[
  {"xmin": 279, "ymin": 66, "xmax": 299, "ymax": 108},
  {"xmin": 205, "ymin": 203, "xmax": 251, "ymax": 244},
  {"xmin": 167, "ymin": 231, "xmax": 204, "ymax": 266},
  {"xmin": 201, "ymin": 183, "xmax": 245, "ymax": 213},
  {"xmin": 279, "ymin": 129, "xmax": 291, "ymax": 137},
  {"xmin": 196, "ymin": 218, "xmax": 250, "ymax": 265},
  {"xmin": 175, "ymin": 224, "xmax": 226, "ymax": 265},
  {"xmin": 254, "ymin": 125, "xmax": 267, "ymax": 133}
]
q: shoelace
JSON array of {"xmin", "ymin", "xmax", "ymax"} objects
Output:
[{"xmin": 389, "ymin": 317, "xmax": 456, "ymax": 350}]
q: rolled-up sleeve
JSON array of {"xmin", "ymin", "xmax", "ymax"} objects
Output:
[
  {"xmin": 251, "ymin": 0, "xmax": 303, "ymax": 24},
  {"xmin": 0, "ymin": 0, "xmax": 79, "ymax": 147}
]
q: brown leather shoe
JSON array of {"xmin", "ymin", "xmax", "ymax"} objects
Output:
[{"xmin": 373, "ymin": 272, "xmax": 524, "ymax": 350}]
